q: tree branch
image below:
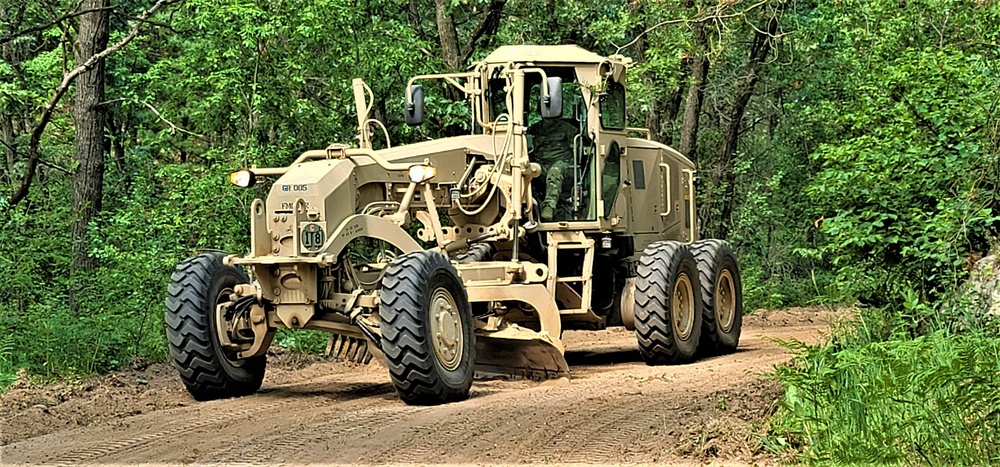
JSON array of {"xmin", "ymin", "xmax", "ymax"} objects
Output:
[
  {"xmin": 0, "ymin": 4, "xmax": 114, "ymax": 46},
  {"xmin": 459, "ymin": 0, "xmax": 505, "ymax": 63},
  {"xmin": 5, "ymin": 0, "xmax": 179, "ymax": 212},
  {"xmin": 102, "ymin": 98, "xmax": 205, "ymax": 138},
  {"xmin": 38, "ymin": 158, "xmax": 74, "ymax": 175},
  {"xmin": 613, "ymin": 0, "xmax": 770, "ymax": 56}
]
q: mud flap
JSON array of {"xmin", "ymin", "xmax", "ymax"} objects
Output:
[{"xmin": 474, "ymin": 325, "xmax": 569, "ymax": 380}]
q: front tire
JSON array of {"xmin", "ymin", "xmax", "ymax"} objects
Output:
[
  {"xmin": 692, "ymin": 240, "xmax": 743, "ymax": 354},
  {"xmin": 380, "ymin": 250, "xmax": 475, "ymax": 405},
  {"xmin": 634, "ymin": 242, "xmax": 703, "ymax": 364},
  {"xmin": 165, "ymin": 253, "xmax": 265, "ymax": 400}
]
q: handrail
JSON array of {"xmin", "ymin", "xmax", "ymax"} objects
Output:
[
  {"xmin": 405, "ymin": 71, "xmax": 481, "ymax": 102},
  {"xmin": 659, "ymin": 163, "xmax": 671, "ymax": 217},
  {"xmin": 627, "ymin": 127, "xmax": 651, "ymax": 140},
  {"xmin": 682, "ymin": 168, "xmax": 697, "ymax": 241},
  {"xmin": 251, "ymin": 145, "xmax": 414, "ymax": 177}
]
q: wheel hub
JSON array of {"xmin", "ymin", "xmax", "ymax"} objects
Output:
[
  {"xmin": 716, "ymin": 269, "xmax": 736, "ymax": 332},
  {"xmin": 673, "ymin": 273, "xmax": 695, "ymax": 340},
  {"xmin": 215, "ymin": 287, "xmax": 246, "ymax": 366},
  {"xmin": 429, "ymin": 288, "xmax": 463, "ymax": 371}
]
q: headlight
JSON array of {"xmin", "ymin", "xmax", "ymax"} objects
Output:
[
  {"xmin": 228, "ymin": 169, "xmax": 256, "ymax": 188},
  {"xmin": 408, "ymin": 164, "xmax": 437, "ymax": 183}
]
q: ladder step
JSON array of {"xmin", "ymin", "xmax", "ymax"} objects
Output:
[
  {"xmin": 559, "ymin": 308, "xmax": 590, "ymax": 314},
  {"xmin": 554, "ymin": 244, "xmax": 592, "ymax": 250},
  {"xmin": 556, "ymin": 276, "xmax": 588, "ymax": 282}
]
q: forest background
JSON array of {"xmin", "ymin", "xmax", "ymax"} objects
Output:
[{"xmin": 2, "ymin": 0, "xmax": 999, "ymax": 462}]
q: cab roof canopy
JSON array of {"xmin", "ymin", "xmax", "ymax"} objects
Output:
[{"xmin": 481, "ymin": 45, "xmax": 608, "ymax": 65}]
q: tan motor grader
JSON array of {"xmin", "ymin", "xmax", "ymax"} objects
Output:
[{"xmin": 165, "ymin": 45, "xmax": 743, "ymax": 406}]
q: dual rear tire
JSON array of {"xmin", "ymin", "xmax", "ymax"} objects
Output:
[
  {"xmin": 692, "ymin": 240, "xmax": 743, "ymax": 354},
  {"xmin": 633, "ymin": 240, "xmax": 742, "ymax": 364}
]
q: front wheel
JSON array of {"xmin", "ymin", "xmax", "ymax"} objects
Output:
[
  {"xmin": 379, "ymin": 250, "xmax": 475, "ymax": 405},
  {"xmin": 165, "ymin": 253, "xmax": 265, "ymax": 400}
]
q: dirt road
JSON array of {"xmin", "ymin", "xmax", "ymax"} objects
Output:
[{"xmin": 1, "ymin": 308, "xmax": 834, "ymax": 465}]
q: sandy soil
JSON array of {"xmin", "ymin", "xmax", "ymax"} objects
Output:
[{"xmin": 0, "ymin": 307, "xmax": 838, "ymax": 465}]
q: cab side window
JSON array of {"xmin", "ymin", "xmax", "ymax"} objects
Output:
[{"xmin": 600, "ymin": 81, "xmax": 626, "ymax": 130}]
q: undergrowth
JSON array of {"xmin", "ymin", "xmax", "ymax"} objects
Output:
[{"xmin": 769, "ymin": 301, "xmax": 1000, "ymax": 464}]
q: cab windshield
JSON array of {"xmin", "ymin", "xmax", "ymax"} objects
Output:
[{"xmin": 487, "ymin": 67, "xmax": 595, "ymax": 222}]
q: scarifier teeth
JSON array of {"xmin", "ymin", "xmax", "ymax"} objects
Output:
[{"xmin": 325, "ymin": 333, "xmax": 374, "ymax": 364}]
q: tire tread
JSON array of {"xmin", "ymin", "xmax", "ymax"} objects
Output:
[
  {"xmin": 165, "ymin": 253, "xmax": 264, "ymax": 400},
  {"xmin": 380, "ymin": 250, "xmax": 473, "ymax": 405},
  {"xmin": 633, "ymin": 241, "xmax": 702, "ymax": 364},
  {"xmin": 691, "ymin": 239, "xmax": 743, "ymax": 354}
]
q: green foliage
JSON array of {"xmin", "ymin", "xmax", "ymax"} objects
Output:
[
  {"xmin": 1, "ymin": 16, "xmax": 998, "ymax": 467},
  {"xmin": 767, "ymin": 1, "xmax": 1000, "ymax": 461},
  {"xmin": 0, "ymin": 154, "xmax": 249, "ymax": 383},
  {"xmin": 274, "ymin": 329, "xmax": 329, "ymax": 355},
  {"xmin": 0, "ymin": 331, "xmax": 16, "ymax": 391},
  {"xmin": 771, "ymin": 324, "xmax": 1000, "ymax": 464},
  {"xmin": 805, "ymin": 50, "xmax": 999, "ymax": 304},
  {"xmin": 791, "ymin": 0, "xmax": 1000, "ymax": 306}
]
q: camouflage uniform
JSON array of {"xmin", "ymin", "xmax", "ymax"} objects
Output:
[{"xmin": 530, "ymin": 118, "xmax": 578, "ymax": 220}]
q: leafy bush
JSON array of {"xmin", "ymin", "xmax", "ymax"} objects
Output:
[
  {"xmin": 772, "ymin": 325, "xmax": 1000, "ymax": 464},
  {"xmin": 0, "ymin": 154, "xmax": 255, "ymax": 384},
  {"xmin": 799, "ymin": 32, "xmax": 1000, "ymax": 307},
  {"xmin": 0, "ymin": 332, "xmax": 16, "ymax": 391}
]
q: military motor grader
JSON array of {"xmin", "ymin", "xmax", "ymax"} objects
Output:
[{"xmin": 165, "ymin": 45, "xmax": 743, "ymax": 405}]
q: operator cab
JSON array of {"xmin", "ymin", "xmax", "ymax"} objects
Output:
[{"xmin": 487, "ymin": 67, "xmax": 596, "ymax": 223}]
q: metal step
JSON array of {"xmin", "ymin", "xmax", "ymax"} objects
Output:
[{"xmin": 546, "ymin": 233, "xmax": 595, "ymax": 316}]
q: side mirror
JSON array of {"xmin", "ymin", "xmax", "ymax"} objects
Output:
[
  {"xmin": 404, "ymin": 84, "xmax": 424, "ymax": 126},
  {"xmin": 540, "ymin": 77, "xmax": 562, "ymax": 119}
]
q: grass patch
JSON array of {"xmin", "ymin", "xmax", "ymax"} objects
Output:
[
  {"xmin": 771, "ymin": 321, "xmax": 1000, "ymax": 464},
  {"xmin": 274, "ymin": 328, "xmax": 330, "ymax": 355}
]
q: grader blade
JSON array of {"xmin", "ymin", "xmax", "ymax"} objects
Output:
[{"xmin": 474, "ymin": 326, "xmax": 569, "ymax": 380}]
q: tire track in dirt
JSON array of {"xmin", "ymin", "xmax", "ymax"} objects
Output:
[
  {"xmin": 359, "ymin": 378, "xmax": 617, "ymax": 464},
  {"xmin": 206, "ymin": 404, "xmax": 426, "ymax": 464},
  {"xmin": 1, "ymin": 308, "xmax": 838, "ymax": 465},
  {"xmin": 532, "ymin": 395, "xmax": 645, "ymax": 463},
  {"xmin": 96, "ymin": 379, "xmax": 397, "ymax": 464},
  {"xmin": 2, "ymin": 374, "xmax": 393, "ymax": 464},
  {"xmin": 42, "ymin": 397, "xmax": 315, "ymax": 466}
]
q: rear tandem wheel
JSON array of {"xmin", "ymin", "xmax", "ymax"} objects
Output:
[
  {"xmin": 633, "ymin": 241, "xmax": 704, "ymax": 364},
  {"xmin": 692, "ymin": 239, "xmax": 743, "ymax": 354}
]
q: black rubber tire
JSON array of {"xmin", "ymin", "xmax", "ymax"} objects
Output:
[
  {"xmin": 692, "ymin": 239, "xmax": 743, "ymax": 354},
  {"xmin": 453, "ymin": 243, "xmax": 494, "ymax": 263},
  {"xmin": 379, "ymin": 250, "xmax": 475, "ymax": 405},
  {"xmin": 633, "ymin": 241, "xmax": 703, "ymax": 364},
  {"xmin": 165, "ymin": 253, "xmax": 265, "ymax": 401}
]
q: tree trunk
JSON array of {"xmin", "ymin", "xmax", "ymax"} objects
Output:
[
  {"xmin": 707, "ymin": 12, "xmax": 782, "ymax": 240},
  {"xmin": 0, "ymin": 115, "xmax": 14, "ymax": 182},
  {"xmin": 69, "ymin": 0, "xmax": 111, "ymax": 310},
  {"xmin": 434, "ymin": 0, "xmax": 461, "ymax": 70},
  {"xmin": 660, "ymin": 83, "xmax": 686, "ymax": 145},
  {"xmin": 407, "ymin": 0, "xmax": 424, "ymax": 40},
  {"xmin": 460, "ymin": 0, "xmax": 504, "ymax": 62},
  {"xmin": 1, "ymin": 1, "xmax": 25, "ymax": 184},
  {"xmin": 678, "ymin": 22, "xmax": 709, "ymax": 161},
  {"xmin": 628, "ymin": 1, "xmax": 660, "ymax": 141}
]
